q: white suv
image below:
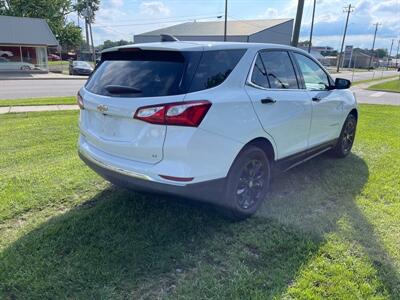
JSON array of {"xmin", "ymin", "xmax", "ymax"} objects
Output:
[{"xmin": 78, "ymin": 41, "xmax": 357, "ymax": 219}]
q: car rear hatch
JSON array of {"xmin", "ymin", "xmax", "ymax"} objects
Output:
[{"xmin": 80, "ymin": 48, "xmax": 202, "ymax": 164}]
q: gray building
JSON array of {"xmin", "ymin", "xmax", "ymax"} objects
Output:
[
  {"xmin": 134, "ymin": 19, "xmax": 294, "ymax": 45},
  {"xmin": 0, "ymin": 15, "xmax": 58, "ymax": 72}
]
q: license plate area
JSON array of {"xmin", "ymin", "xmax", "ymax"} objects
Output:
[{"xmin": 88, "ymin": 112, "xmax": 130, "ymax": 142}]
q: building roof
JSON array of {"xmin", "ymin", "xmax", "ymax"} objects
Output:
[
  {"xmin": 136, "ymin": 19, "xmax": 293, "ymax": 37},
  {"xmin": 0, "ymin": 15, "xmax": 58, "ymax": 46}
]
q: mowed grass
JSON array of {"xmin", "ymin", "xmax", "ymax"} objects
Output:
[
  {"xmin": 368, "ymin": 78, "xmax": 400, "ymax": 93},
  {"xmin": 351, "ymin": 74, "xmax": 398, "ymax": 85},
  {"xmin": 0, "ymin": 96, "xmax": 76, "ymax": 107},
  {"xmin": 0, "ymin": 106, "xmax": 399, "ymax": 299}
]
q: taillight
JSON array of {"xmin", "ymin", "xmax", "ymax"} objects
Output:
[
  {"xmin": 77, "ymin": 92, "xmax": 84, "ymax": 109},
  {"xmin": 134, "ymin": 100, "xmax": 211, "ymax": 127}
]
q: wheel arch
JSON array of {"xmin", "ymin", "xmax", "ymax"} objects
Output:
[
  {"xmin": 349, "ymin": 108, "xmax": 358, "ymax": 120},
  {"xmin": 241, "ymin": 137, "xmax": 275, "ymax": 162}
]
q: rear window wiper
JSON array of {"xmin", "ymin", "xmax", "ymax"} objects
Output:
[{"xmin": 105, "ymin": 85, "xmax": 142, "ymax": 94}]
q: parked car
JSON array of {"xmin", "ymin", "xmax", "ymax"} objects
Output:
[
  {"xmin": 77, "ymin": 41, "xmax": 358, "ymax": 219},
  {"xmin": 0, "ymin": 50, "xmax": 13, "ymax": 57},
  {"xmin": 0, "ymin": 57, "xmax": 35, "ymax": 70},
  {"xmin": 48, "ymin": 54, "xmax": 61, "ymax": 61},
  {"xmin": 69, "ymin": 60, "xmax": 93, "ymax": 75}
]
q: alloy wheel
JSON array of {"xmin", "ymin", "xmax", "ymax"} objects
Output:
[
  {"xmin": 342, "ymin": 119, "xmax": 355, "ymax": 153},
  {"xmin": 236, "ymin": 159, "xmax": 266, "ymax": 209}
]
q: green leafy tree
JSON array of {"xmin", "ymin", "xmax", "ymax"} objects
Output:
[
  {"xmin": 74, "ymin": 0, "xmax": 100, "ymax": 22},
  {"xmin": 98, "ymin": 39, "xmax": 131, "ymax": 51},
  {"xmin": 58, "ymin": 22, "xmax": 83, "ymax": 51}
]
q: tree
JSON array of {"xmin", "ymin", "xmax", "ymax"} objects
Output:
[
  {"xmin": 298, "ymin": 40, "xmax": 311, "ymax": 47},
  {"xmin": 74, "ymin": 0, "xmax": 100, "ymax": 22},
  {"xmin": 58, "ymin": 22, "xmax": 83, "ymax": 51},
  {"xmin": 97, "ymin": 40, "xmax": 131, "ymax": 51}
]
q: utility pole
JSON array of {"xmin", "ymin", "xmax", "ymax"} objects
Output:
[
  {"xmin": 387, "ymin": 39, "xmax": 394, "ymax": 70},
  {"xmin": 396, "ymin": 39, "xmax": 400, "ymax": 69},
  {"xmin": 89, "ymin": 22, "xmax": 95, "ymax": 62},
  {"xmin": 336, "ymin": 4, "xmax": 354, "ymax": 73},
  {"xmin": 368, "ymin": 22, "xmax": 381, "ymax": 69},
  {"xmin": 224, "ymin": 0, "xmax": 228, "ymax": 41},
  {"xmin": 308, "ymin": 0, "xmax": 316, "ymax": 53},
  {"xmin": 84, "ymin": 0, "xmax": 96, "ymax": 62},
  {"xmin": 292, "ymin": 0, "xmax": 305, "ymax": 47}
]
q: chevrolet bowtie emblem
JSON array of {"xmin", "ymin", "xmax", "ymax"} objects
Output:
[{"xmin": 97, "ymin": 104, "xmax": 108, "ymax": 112}]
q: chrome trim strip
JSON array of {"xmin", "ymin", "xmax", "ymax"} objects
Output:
[{"xmin": 79, "ymin": 149, "xmax": 153, "ymax": 181}]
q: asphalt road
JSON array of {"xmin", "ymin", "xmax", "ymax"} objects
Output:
[
  {"xmin": 332, "ymin": 70, "xmax": 398, "ymax": 82},
  {"xmin": 0, "ymin": 79, "xmax": 86, "ymax": 99},
  {"xmin": 0, "ymin": 70, "xmax": 398, "ymax": 103}
]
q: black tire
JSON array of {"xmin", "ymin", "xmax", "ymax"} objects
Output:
[
  {"xmin": 330, "ymin": 114, "xmax": 357, "ymax": 158},
  {"xmin": 221, "ymin": 145, "xmax": 271, "ymax": 220}
]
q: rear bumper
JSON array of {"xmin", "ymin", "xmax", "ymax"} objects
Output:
[{"xmin": 79, "ymin": 150, "xmax": 227, "ymax": 206}]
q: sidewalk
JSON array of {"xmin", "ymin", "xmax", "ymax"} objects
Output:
[
  {"xmin": 0, "ymin": 72, "xmax": 87, "ymax": 80},
  {"xmin": 0, "ymin": 104, "xmax": 78, "ymax": 114},
  {"xmin": 353, "ymin": 76, "xmax": 399, "ymax": 90}
]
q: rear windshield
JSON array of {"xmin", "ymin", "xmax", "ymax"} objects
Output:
[{"xmin": 85, "ymin": 48, "xmax": 246, "ymax": 97}]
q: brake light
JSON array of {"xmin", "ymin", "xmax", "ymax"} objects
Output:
[
  {"xmin": 134, "ymin": 100, "xmax": 211, "ymax": 127},
  {"xmin": 76, "ymin": 92, "xmax": 84, "ymax": 109}
]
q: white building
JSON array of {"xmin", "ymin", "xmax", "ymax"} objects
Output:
[{"xmin": 134, "ymin": 19, "xmax": 294, "ymax": 45}]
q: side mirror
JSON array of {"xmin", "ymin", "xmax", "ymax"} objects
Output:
[{"xmin": 334, "ymin": 78, "xmax": 351, "ymax": 89}]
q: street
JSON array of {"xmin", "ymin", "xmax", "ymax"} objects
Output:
[
  {"xmin": 0, "ymin": 71, "xmax": 398, "ymax": 106},
  {"xmin": 331, "ymin": 69, "xmax": 398, "ymax": 82},
  {"xmin": 0, "ymin": 79, "xmax": 86, "ymax": 99}
]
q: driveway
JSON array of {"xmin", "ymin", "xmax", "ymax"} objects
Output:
[{"xmin": 0, "ymin": 79, "xmax": 86, "ymax": 99}]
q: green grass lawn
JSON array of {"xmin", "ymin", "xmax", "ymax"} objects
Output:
[
  {"xmin": 368, "ymin": 78, "xmax": 400, "ymax": 93},
  {"xmin": 48, "ymin": 60, "xmax": 70, "ymax": 66},
  {"xmin": 0, "ymin": 96, "xmax": 76, "ymax": 107},
  {"xmin": 351, "ymin": 75, "xmax": 399, "ymax": 85},
  {"xmin": 0, "ymin": 106, "xmax": 399, "ymax": 299}
]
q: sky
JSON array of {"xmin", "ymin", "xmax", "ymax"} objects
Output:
[{"xmin": 71, "ymin": 0, "xmax": 400, "ymax": 51}]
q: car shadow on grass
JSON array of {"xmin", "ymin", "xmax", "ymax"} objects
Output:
[{"xmin": 0, "ymin": 154, "xmax": 399, "ymax": 299}]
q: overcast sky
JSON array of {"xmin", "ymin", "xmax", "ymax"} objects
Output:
[{"xmin": 73, "ymin": 0, "xmax": 400, "ymax": 50}]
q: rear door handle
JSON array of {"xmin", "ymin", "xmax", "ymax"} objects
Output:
[
  {"xmin": 260, "ymin": 97, "xmax": 276, "ymax": 104},
  {"xmin": 312, "ymin": 96, "xmax": 322, "ymax": 102}
]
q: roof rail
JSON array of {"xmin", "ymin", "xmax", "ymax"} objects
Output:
[{"xmin": 160, "ymin": 34, "xmax": 179, "ymax": 42}]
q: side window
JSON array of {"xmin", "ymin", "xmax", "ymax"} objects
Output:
[
  {"xmin": 189, "ymin": 49, "xmax": 246, "ymax": 92},
  {"xmin": 259, "ymin": 51, "xmax": 299, "ymax": 89},
  {"xmin": 293, "ymin": 53, "xmax": 330, "ymax": 90},
  {"xmin": 250, "ymin": 55, "xmax": 269, "ymax": 88}
]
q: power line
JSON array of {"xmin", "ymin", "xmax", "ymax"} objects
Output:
[{"xmin": 336, "ymin": 4, "xmax": 354, "ymax": 73}]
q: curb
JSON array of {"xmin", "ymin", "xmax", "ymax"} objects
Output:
[{"xmin": 0, "ymin": 105, "xmax": 79, "ymax": 115}]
